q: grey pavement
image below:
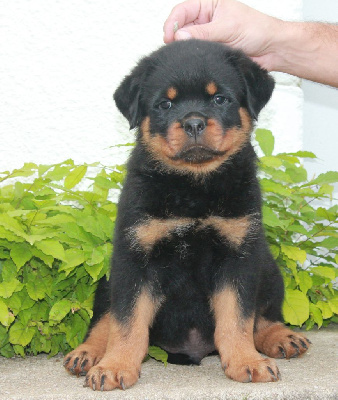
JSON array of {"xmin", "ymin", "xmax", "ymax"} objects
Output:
[{"xmin": 0, "ymin": 327, "xmax": 337, "ymax": 400}]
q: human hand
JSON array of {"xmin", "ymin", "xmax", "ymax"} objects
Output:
[{"xmin": 163, "ymin": 0, "xmax": 283, "ymax": 71}]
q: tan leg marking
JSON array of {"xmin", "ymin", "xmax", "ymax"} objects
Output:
[
  {"xmin": 254, "ymin": 317, "xmax": 311, "ymax": 359},
  {"xmin": 130, "ymin": 217, "xmax": 194, "ymax": 252},
  {"xmin": 202, "ymin": 216, "xmax": 251, "ymax": 247},
  {"xmin": 85, "ymin": 290, "xmax": 158, "ymax": 391},
  {"xmin": 64, "ymin": 313, "xmax": 109, "ymax": 376},
  {"xmin": 212, "ymin": 288, "xmax": 280, "ymax": 383},
  {"xmin": 140, "ymin": 108, "xmax": 252, "ymax": 176}
]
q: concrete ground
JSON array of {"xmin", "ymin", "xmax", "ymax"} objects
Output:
[{"xmin": 0, "ymin": 327, "xmax": 337, "ymax": 400}]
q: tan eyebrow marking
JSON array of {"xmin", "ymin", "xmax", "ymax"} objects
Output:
[
  {"xmin": 206, "ymin": 82, "xmax": 218, "ymax": 96},
  {"xmin": 166, "ymin": 87, "xmax": 178, "ymax": 100}
]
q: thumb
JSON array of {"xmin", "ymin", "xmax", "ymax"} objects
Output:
[{"xmin": 175, "ymin": 23, "xmax": 214, "ymax": 41}]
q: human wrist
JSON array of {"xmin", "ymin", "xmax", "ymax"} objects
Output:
[{"xmin": 266, "ymin": 21, "xmax": 310, "ymax": 75}]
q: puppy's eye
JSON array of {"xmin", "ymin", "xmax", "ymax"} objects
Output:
[
  {"xmin": 213, "ymin": 95, "xmax": 228, "ymax": 105},
  {"xmin": 159, "ymin": 100, "xmax": 172, "ymax": 110}
]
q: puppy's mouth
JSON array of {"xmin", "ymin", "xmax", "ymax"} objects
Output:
[{"xmin": 171, "ymin": 146, "xmax": 226, "ymax": 164}]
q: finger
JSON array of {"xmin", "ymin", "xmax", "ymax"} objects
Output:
[
  {"xmin": 174, "ymin": 22, "xmax": 214, "ymax": 41},
  {"xmin": 163, "ymin": 0, "xmax": 205, "ymax": 43}
]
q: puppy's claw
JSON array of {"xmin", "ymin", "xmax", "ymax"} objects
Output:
[
  {"xmin": 63, "ymin": 357, "xmax": 71, "ymax": 367},
  {"xmin": 267, "ymin": 366, "xmax": 277, "ymax": 381},
  {"xmin": 278, "ymin": 346, "xmax": 286, "ymax": 358},
  {"xmin": 290, "ymin": 342, "xmax": 300, "ymax": 357},
  {"xmin": 70, "ymin": 357, "xmax": 79, "ymax": 373},
  {"xmin": 100, "ymin": 375, "xmax": 105, "ymax": 391},
  {"xmin": 120, "ymin": 376, "xmax": 126, "ymax": 390},
  {"xmin": 245, "ymin": 367, "xmax": 252, "ymax": 383}
]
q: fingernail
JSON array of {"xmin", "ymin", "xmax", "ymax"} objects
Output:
[
  {"xmin": 176, "ymin": 30, "xmax": 192, "ymax": 40},
  {"xmin": 173, "ymin": 21, "xmax": 179, "ymax": 33}
]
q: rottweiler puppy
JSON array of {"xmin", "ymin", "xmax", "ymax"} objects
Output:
[{"xmin": 64, "ymin": 39, "xmax": 310, "ymax": 391}]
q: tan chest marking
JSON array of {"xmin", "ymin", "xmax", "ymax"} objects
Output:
[
  {"xmin": 202, "ymin": 215, "xmax": 251, "ymax": 247},
  {"xmin": 128, "ymin": 215, "xmax": 254, "ymax": 252},
  {"xmin": 129, "ymin": 217, "xmax": 195, "ymax": 252}
]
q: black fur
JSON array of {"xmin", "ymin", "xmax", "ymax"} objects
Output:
[{"xmin": 92, "ymin": 40, "xmax": 283, "ymax": 365}]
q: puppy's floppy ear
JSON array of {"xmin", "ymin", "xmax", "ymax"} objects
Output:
[
  {"xmin": 229, "ymin": 51, "xmax": 275, "ymax": 120},
  {"xmin": 113, "ymin": 56, "xmax": 154, "ymax": 129}
]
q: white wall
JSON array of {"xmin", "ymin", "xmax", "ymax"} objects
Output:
[{"xmin": 1, "ymin": 0, "xmax": 304, "ymax": 172}]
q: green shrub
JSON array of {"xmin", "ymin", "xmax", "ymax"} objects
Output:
[
  {"xmin": 0, "ymin": 132, "xmax": 337, "ymax": 358},
  {"xmin": 256, "ymin": 129, "xmax": 338, "ymax": 329}
]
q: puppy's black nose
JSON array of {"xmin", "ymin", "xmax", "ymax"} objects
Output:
[{"xmin": 183, "ymin": 118, "xmax": 206, "ymax": 137}]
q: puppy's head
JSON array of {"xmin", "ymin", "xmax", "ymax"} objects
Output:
[{"xmin": 114, "ymin": 40, "xmax": 274, "ymax": 175}]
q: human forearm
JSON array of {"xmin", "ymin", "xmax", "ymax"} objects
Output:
[{"xmin": 262, "ymin": 21, "xmax": 338, "ymax": 87}]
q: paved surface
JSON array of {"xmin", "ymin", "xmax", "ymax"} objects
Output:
[{"xmin": 0, "ymin": 327, "xmax": 337, "ymax": 400}]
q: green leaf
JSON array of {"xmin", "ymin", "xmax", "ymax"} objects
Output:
[
  {"xmin": 148, "ymin": 346, "xmax": 168, "ymax": 366},
  {"xmin": 309, "ymin": 303, "xmax": 323, "ymax": 328},
  {"xmin": 328, "ymin": 298, "xmax": 338, "ymax": 314},
  {"xmin": 91, "ymin": 176, "xmax": 120, "ymax": 190},
  {"xmin": 49, "ymin": 299, "xmax": 72, "ymax": 323},
  {"xmin": 30, "ymin": 247, "xmax": 54, "ymax": 268},
  {"xmin": 0, "ymin": 299, "xmax": 15, "ymax": 326},
  {"xmin": 269, "ymin": 245, "xmax": 280, "ymax": 260},
  {"xmin": 10, "ymin": 243, "xmax": 32, "ymax": 270},
  {"xmin": 26, "ymin": 278, "xmax": 48, "ymax": 301},
  {"xmin": 285, "ymin": 165, "xmax": 307, "ymax": 183},
  {"xmin": 0, "ymin": 214, "xmax": 27, "ymax": 240},
  {"xmin": 311, "ymin": 266, "xmax": 335, "ymax": 281},
  {"xmin": 64, "ymin": 165, "xmax": 87, "ymax": 189},
  {"xmin": 9, "ymin": 321, "xmax": 35, "ymax": 346},
  {"xmin": 298, "ymin": 271, "xmax": 313, "ymax": 294},
  {"xmin": 282, "ymin": 289, "xmax": 309, "ymax": 326},
  {"xmin": 260, "ymin": 179, "xmax": 291, "ymax": 196},
  {"xmin": 35, "ymin": 240, "xmax": 65, "ymax": 261},
  {"xmin": 77, "ymin": 216, "xmax": 106, "ymax": 240},
  {"xmin": 1, "ymin": 259, "xmax": 17, "ymax": 281},
  {"xmin": 316, "ymin": 207, "xmax": 336, "ymax": 222},
  {"xmin": 84, "ymin": 261, "xmax": 104, "ymax": 281},
  {"xmin": 262, "ymin": 206, "xmax": 287, "ymax": 229},
  {"xmin": 260, "ymin": 156, "xmax": 282, "ymax": 168},
  {"xmin": 59, "ymin": 249, "xmax": 86, "ymax": 274},
  {"xmin": 86, "ymin": 248, "xmax": 105, "ymax": 267},
  {"xmin": 316, "ymin": 301, "xmax": 333, "ymax": 319},
  {"xmin": 0, "ymin": 278, "xmax": 22, "ymax": 298},
  {"xmin": 307, "ymin": 171, "xmax": 338, "ymax": 186},
  {"xmin": 65, "ymin": 313, "xmax": 87, "ymax": 348},
  {"xmin": 281, "ymin": 244, "xmax": 307, "ymax": 264},
  {"xmin": 289, "ymin": 151, "xmax": 316, "ymax": 159},
  {"xmin": 255, "ymin": 129, "xmax": 274, "ymax": 156}
]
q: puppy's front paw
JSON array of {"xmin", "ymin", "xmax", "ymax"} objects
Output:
[
  {"xmin": 63, "ymin": 344, "xmax": 103, "ymax": 376},
  {"xmin": 84, "ymin": 362, "xmax": 140, "ymax": 391},
  {"xmin": 224, "ymin": 356, "xmax": 281, "ymax": 383}
]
